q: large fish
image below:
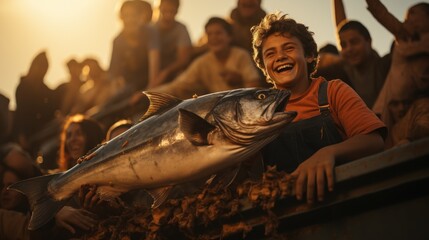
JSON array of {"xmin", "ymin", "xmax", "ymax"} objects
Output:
[{"xmin": 9, "ymin": 88, "xmax": 296, "ymax": 230}]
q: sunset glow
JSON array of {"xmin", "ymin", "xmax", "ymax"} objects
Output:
[{"xmin": 0, "ymin": 0, "xmax": 420, "ymax": 110}]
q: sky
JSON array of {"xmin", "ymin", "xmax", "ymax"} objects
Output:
[{"xmin": 0, "ymin": 0, "xmax": 422, "ymax": 110}]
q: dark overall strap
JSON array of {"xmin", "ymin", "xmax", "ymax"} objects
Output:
[{"xmin": 318, "ymin": 80, "xmax": 330, "ymax": 116}]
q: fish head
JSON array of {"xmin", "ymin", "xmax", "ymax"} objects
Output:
[{"xmin": 211, "ymin": 88, "xmax": 297, "ymax": 146}]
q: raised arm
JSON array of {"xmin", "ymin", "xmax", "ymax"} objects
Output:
[
  {"xmin": 332, "ymin": 0, "xmax": 347, "ymax": 47},
  {"xmin": 333, "ymin": 0, "xmax": 347, "ymax": 28},
  {"xmin": 365, "ymin": 0, "xmax": 412, "ymax": 41}
]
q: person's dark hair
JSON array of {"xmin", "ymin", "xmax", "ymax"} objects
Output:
[
  {"xmin": 121, "ymin": 0, "xmax": 152, "ymax": 16},
  {"xmin": 160, "ymin": 0, "xmax": 180, "ymax": 8},
  {"xmin": 411, "ymin": 2, "xmax": 429, "ymax": 15},
  {"xmin": 251, "ymin": 12, "xmax": 318, "ymax": 79},
  {"xmin": 338, "ymin": 20, "xmax": 372, "ymax": 41},
  {"xmin": 205, "ymin": 17, "xmax": 234, "ymax": 36},
  {"xmin": 58, "ymin": 114, "xmax": 104, "ymax": 171},
  {"xmin": 319, "ymin": 43, "xmax": 339, "ymax": 55},
  {"xmin": 0, "ymin": 144, "xmax": 43, "ymax": 183}
]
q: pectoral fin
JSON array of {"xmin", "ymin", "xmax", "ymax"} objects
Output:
[
  {"xmin": 206, "ymin": 164, "xmax": 241, "ymax": 189},
  {"xmin": 95, "ymin": 186, "xmax": 126, "ymax": 207},
  {"xmin": 147, "ymin": 186, "xmax": 173, "ymax": 208},
  {"xmin": 179, "ymin": 109, "xmax": 216, "ymax": 146}
]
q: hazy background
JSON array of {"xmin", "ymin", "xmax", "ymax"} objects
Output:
[{"xmin": 0, "ymin": 0, "xmax": 421, "ymax": 110}]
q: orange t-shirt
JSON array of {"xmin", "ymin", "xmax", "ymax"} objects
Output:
[{"xmin": 285, "ymin": 77, "xmax": 386, "ymax": 139}]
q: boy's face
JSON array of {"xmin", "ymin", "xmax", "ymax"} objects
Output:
[
  {"xmin": 120, "ymin": 5, "xmax": 144, "ymax": 34},
  {"xmin": 339, "ymin": 29, "xmax": 371, "ymax": 67},
  {"xmin": 206, "ymin": 23, "xmax": 232, "ymax": 54},
  {"xmin": 159, "ymin": 2, "xmax": 178, "ymax": 26},
  {"xmin": 262, "ymin": 33, "xmax": 313, "ymax": 90}
]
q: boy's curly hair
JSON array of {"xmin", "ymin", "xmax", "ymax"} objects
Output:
[{"xmin": 251, "ymin": 12, "xmax": 318, "ymax": 81}]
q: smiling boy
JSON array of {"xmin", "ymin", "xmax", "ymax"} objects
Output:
[{"xmin": 251, "ymin": 13, "xmax": 387, "ymax": 203}]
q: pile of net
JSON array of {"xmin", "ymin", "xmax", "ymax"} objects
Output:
[{"xmin": 83, "ymin": 166, "xmax": 292, "ymax": 240}]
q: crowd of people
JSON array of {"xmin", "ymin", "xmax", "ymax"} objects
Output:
[{"xmin": 0, "ymin": 0, "xmax": 428, "ymax": 239}]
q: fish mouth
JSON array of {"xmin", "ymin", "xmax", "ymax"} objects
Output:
[
  {"xmin": 270, "ymin": 90, "xmax": 297, "ymax": 122},
  {"xmin": 275, "ymin": 90, "xmax": 289, "ymax": 112}
]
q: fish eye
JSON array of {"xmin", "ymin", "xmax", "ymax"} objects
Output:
[{"xmin": 257, "ymin": 93, "xmax": 267, "ymax": 100}]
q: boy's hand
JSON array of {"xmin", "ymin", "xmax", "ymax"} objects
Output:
[{"xmin": 290, "ymin": 148, "xmax": 335, "ymax": 204}]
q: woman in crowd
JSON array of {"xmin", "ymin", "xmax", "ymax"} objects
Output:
[{"xmin": 57, "ymin": 114, "xmax": 104, "ymax": 172}]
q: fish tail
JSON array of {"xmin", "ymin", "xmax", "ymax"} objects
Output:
[{"xmin": 8, "ymin": 173, "xmax": 68, "ymax": 230}]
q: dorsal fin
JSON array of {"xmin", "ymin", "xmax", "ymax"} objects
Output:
[
  {"xmin": 139, "ymin": 92, "xmax": 183, "ymax": 121},
  {"xmin": 179, "ymin": 109, "xmax": 216, "ymax": 146}
]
